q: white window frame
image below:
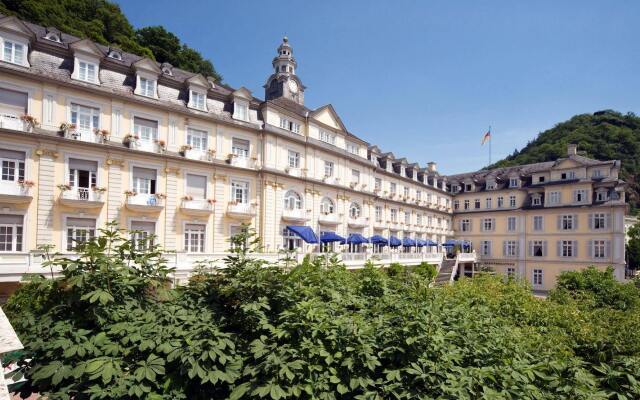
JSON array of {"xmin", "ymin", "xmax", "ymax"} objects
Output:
[
  {"xmin": 0, "ymin": 214, "xmax": 24, "ymax": 252},
  {"xmin": 184, "ymin": 223, "xmax": 206, "ymax": 253},
  {"xmin": 136, "ymin": 75, "xmax": 157, "ymax": 98},
  {"xmin": 549, "ymin": 191, "xmax": 561, "ymax": 205},
  {"xmin": 533, "ymin": 216, "xmax": 543, "ymax": 231},
  {"xmin": 561, "ymin": 240, "xmax": 574, "ymax": 257},
  {"xmin": 505, "ymin": 240, "xmax": 517, "ymax": 257},
  {"xmin": 231, "ymin": 138, "xmax": 250, "ymax": 158},
  {"xmin": 533, "ymin": 269, "xmax": 543, "ymax": 286},
  {"xmin": 480, "ymin": 240, "xmax": 492, "ymax": 256},
  {"xmin": 70, "ymin": 102, "xmax": 100, "ymax": 135},
  {"xmin": 319, "ymin": 130, "xmax": 336, "ymax": 145},
  {"xmin": 375, "ymin": 205, "xmax": 382, "ymax": 222},
  {"xmin": 509, "ymin": 177, "xmax": 519, "ymax": 188},
  {"xmin": 233, "ymin": 101, "xmax": 249, "ymax": 121},
  {"xmin": 349, "ymin": 202, "xmax": 361, "ymax": 219},
  {"xmin": 507, "ymin": 216, "xmax": 517, "ymax": 232},
  {"xmin": 287, "ymin": 150, "xmax": 300, "ymax": 169},
  {"xmin": 231, "ymin": 180, "xmax": 249, "ymax": 204},
  {"xmin": 2, "ymin": 38, "xmax": 27, "ymax": 66},
  {"xmin": 509, "ymin": 195, "xmax": 516, "ymax": 208},
  {"xmin": 186, "ymin": 127, "xmax": 209, "ymax": 151},
  {"xmin": 76, "ymin": 60, "xmax": 98, "ymax": 84},
  {"xmin": 320, "ymin": 197, "xmax": 335, "ymax": 215},
  {"xmin": 593, "ymin": 239, "xmax": 606, "ymax": 259},
  {"xmin": 323, "ymin": 160, "xmax": 334, "ymax": 177},
  {"xmin": 284, "ymin": 190, "xmax": 302, "ymax": 210},
  {"xmin": 129, "ymin": 219, "xmax": 156, "ymax": 251},
  {"xmin": 133, "ymin": 116, "xmax": 159, "ymax": 143},
  {"xmin": 64, "ymin": 216, "xmax": 97, "ymax": 251},
  {"xmin": 188, "ymin": 89, "xmax": 207, "ymax": 111}
]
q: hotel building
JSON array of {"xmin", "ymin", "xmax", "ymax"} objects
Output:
[{"xmin": 0, "ymin": 15, "xmax": 626, "ymax": 296}]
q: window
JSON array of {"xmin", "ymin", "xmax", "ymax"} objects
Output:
[
  {"xmin": 560, "ymin": 215, "xmax": 575, "ymax": 230},
  {"xmin": 509, "ymin": 177, "xmax": 519, "ymax": 188},
  {"xmin": 485, "ymin": 198, "xmax": 492, "ymax": 209},
  {"xmin": 533, "ymin": 269, "xmax": 543, "ymax": 286},
  {"xmin": 0, "ymin": 149, "xmax": 25, "ymax": 182},
  {"xmin": 416, "ymin": 190, "xmax": 422, "ymax": 201},
  {"xmin": 2, "ymin": 40, "xmax": 24, "ymax": 65},
  {"xmin": 234, "ymin": 102, "xmax": 248, "ymax": 121},
  {"xmin": 66, "ymin": 217, "xmax": 96, "ymax": 251},
  {"xmin": 574, "ymin": 189, "xmax": 587, "ymax": 203},
  {"xmin": 374, "ymin": 178, "xmax": 382, "ymax": 191},
  {"xmin": 185, "ymin": 174, "xmax": 207, "ymax": 200},
  {"xmin": 482, "ymin": 218, "xmax": 494, "ymax": 231},
  {"xmin": 427, "ymin": 215, "xmax": 433, "ymax": 226},
  {"xmin": 68, "ymin": 158, "xmax": 98, "ymax": 197},
  {"xmin": 474, "ymin": 199, "xmax": 481, "ymax": 209},
  {"xmin": 132, "ymin": 167, "xmax": 156, "ymax": 195},
  {"xmin": 560, "ymin": 240, "xmax": 574, "ymax": 257},
  {"xmin": 592, "ymin": 169, "xmax": 602, "ymax": 178},
  {"xmin": 465, "ymin": 184, "xmax": 472, "ymax": 192},
  {"xmin": 0, "ymin": 214, "xmax": 23, "ymax": 251},
  {"xmin": 231, "ymin": 180, "xmax": 249, "ymax": 204},
  {"xmin": 480, "ymin": 240, "xmax": 492, "ymax": 256},
  {"xmin": 186, "ymin": 128, "xmax": 208, "ymax": 151},
  {"xmin": 390, "ymin": 183, "xmax": 396, "ymax": 195},
  {"xmin": 319, "ymin": 130, "xmax": 336, "ymax": 145},
  {"xmin": 403, "ymin": 187, "xmax": 410, "ymax": 198},
  {"xmin": 538, "ymin": 176, "xmax": 545, "ymax": 183},
  {"xmin": 417, "ymin": 214, "xmax": 422, "ymax": 225},
  {"xmin": 592, "ymin": 213, "xmax": 606, "ymax": 230},
  {"xmin": 346, "ymin": 143, "xmax": 359, "ymax": 155},
  {"xmin": 133, "ymin": 117, "xmax": 158, "ymax": 142},
  {"xmin": 426, "ymin": 193, "xmax": 432, "ymax": 203},
  {"xmin": 506, "ymin": 267, "xmax": 516, "ymax": 278},
  {"xmin": 76, "ymin": 60, "xmax": 97, "ymax": 83},
  {"xmin": 138, "ymin": 77, "xmax": 156, "ymax": 97},
  {"xmin": 130, "ymin": 221, "xmax": 155, "ymax": 251},
  {"xmin": 321, "ymin": 198, "xmax": 335, "ymax": 215},
  {"xmin": 549, "ymin": 191, "xmax": 561, "ymax": 205},
  {"xmin": 284, "ymin": 190, "xmax": 302, "ymax": 210},
  {"xmin": 184, "ymin": 224, "xmax": 206, "ymax": 253},
  {"xmin": 497, "ymin": 196, "xmax": 504, "ymax": 208},
  {"xmin": 375, "ymin": 206, "xmax": 382, "ymax": 222},
  {"xmin": 390, "ymin": 209, "xmax": 398, "ymax": 223},
  {"xmin": 561, "ymin": 171, "xmax": 576, "ymax": 180},
  {"xmin": 486, "ymin": 181, "xmax": 496, "ymax": 190},
  {"xmin": 531, "ymin": 240, "xmax": 545, "ymax": 257},
  {"xmin": 596, "ymin": 190, "xmax": 609, "ymax": 202},
  {"xmin": 349, "ymin": 202, "xmax": 361, "ymax": 219},
  {"xmin": 461, "ymin": 219, "xmax": 471, "ymax": 232},
  {"xmin": 71, "ymin": 103, "xmax": 100, "ymax": 134},
  {"xmin": 189, "ymin": 90, "xmax": 206, "ymax": 110},
  {"xmin": 229, "ymin": 225, "xmax": 248, "ymax": 251},
  {"xmin": 404, "ymin": 211, "xmax": 410, "ymax": 225},
  {"xmin": 351, "ymin": 169, "xmax": 360, "ymax": 184},
  {"xmin": 507, "ymin": 216, "xmax": 517, "ymax": 232},
  {"xmin": 287, "ymin": 150, "xmax": 300, "ymax": 168},
  {"xmin": 504, "ymin": 240, "xmax": 518, "ymax": 257},
  {"xmin": 531, "ymin": 195, "xmax": 542, "ymax": 206},
  {"xmin": 282, "ymin": 227, "xmax": 302, "ymax": 250},
  {"xmin": 279, "ymin": 117, "xmax": 300, "ymax": 133},
  {"xmin": 509, "ymin": 195, "xmax": 516, "ymax": 207},
  {"xmin": 533, "ymin": 216, "xmax": 543, "ymax": 231},
  {"xmin": 232, "ymin": 138, "xmax": 250, "ymax": 158},
  {"xmin": 324, "ymin": 161, "xmax": 334, "ymax": 177},
  {"xmin": 453, "ymin": 200, "xmax": 459, "ymax": 210},
  {"xmin": 593, "ymin": 240, "xmax": 606, "ymax": 259},
  {"xmin": 463, "ymin": 200, "xmax": 469, "ymax": 210}
]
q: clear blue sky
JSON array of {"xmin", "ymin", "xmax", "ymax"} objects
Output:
[{"xmin": 116, "ymin": 0, "xmax": 640, "ymax": 174}]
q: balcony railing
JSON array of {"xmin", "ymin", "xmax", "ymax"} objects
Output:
[
  {"xmin": 181, "ymin": 199, "xmax": 214, "ymax": 215},
  {"xmin": 64, "ymin": 129, "xmax": 104, "ymax": 144},
  {"xmin": 0, "ymin": 181, "xmax": 32, "ymax": 203},
  {"xmin": 129, "ymin": 140, "xmax": 163, "ymax": 153},
  {"xmin": 347, "ymin": 216, "xmax": 368, "ymax": 228},
  {"xmin": 282, "ymin": 208, "xmax": 310, "ymax": 222},
  {"xmin": 126, "ymin": 193, "xmax": 165, "ymax": 212},
  {"xmin": 229, "ymin": 156, "xmax": 254, "ymax": 169},
  {"xmin": 183, "ymin": 149, "xmax": 213, "ymax": 162},
  {"xmin": 60, "ymin": 187, "xmax": 105, "ymax": 208},
  {"xmin": 0, "ymin": 114, "xmax": 25, "ymax": 131},
  {"xmin": 318, "ymin": 213, "xmax": 339, "ymax": 225},
  {"xmin": 226, "ymin": 202, "xmax": 256, "ymax": 218}
]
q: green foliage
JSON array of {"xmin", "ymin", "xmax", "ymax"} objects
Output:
[
  {"xmin": 0, "ymin": 0, "xmax": 222, "ymax": 81},
  {"xmin": 6, "ymin": 225, "xmax": 640, "ymax": 398},
  {"xmin": 490, "ymin": 110, "xmax": 640, "ymax": 213},
  {"xmin": 627, "ymin": 222, "xmax": 640, "ymax": 270}
]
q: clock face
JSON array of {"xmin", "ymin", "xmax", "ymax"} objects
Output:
[{"xmin": 288, "ymin": 79, "xmax": 298, "ymax": 94}]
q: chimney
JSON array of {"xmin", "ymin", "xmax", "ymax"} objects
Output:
[
  {"xmin": 567, "ymin": 143, "xmax": 577, "ymax": 156},
  {"xmin": 427, "ymin": 162, "xmax": 437, "ymax": 172}
]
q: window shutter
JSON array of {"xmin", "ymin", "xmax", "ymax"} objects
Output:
[
  {"xmin": 67, "ymin": 217, "xmax": 95, "ymax": 228},
  {"xmin": 605, "ymin": 213, "xmax": 611, "ymax": 229},
  {"xmin": 557, "ymin": 241, "xmax": 561, "ymax": 257},
  {"xmin": 515, "ymin": 242, "xmax": 519, "ymax": 257},
  {"xmin": 588, "ymin": 214, "xmax": 593, "ymax": 230},
  {"xmin": 69, "ymin": 158, "xmax": 98, "ymax": 172},
  {"xmin": 186, "ymin": 174, "xmax": 207, "ymax": 199},
  {"xmin": 0, "ymin": 149, "xmax": 26, "ymax": 160},
  {"xmin": 131, "ymin": 221, "xmax": 155, "ymax": 232},
  {"xmin": 459, "ymin": 220, "xmax": 463, "ymax": 231},
  {"xmin": 503, "ymin": 241, "xmax": 507, "ymax": 257},
  {"xmin": 132, "ymin": 167, "xmax": 157, "ymax": 180},
  {"xmin": 605, "ymin": 240, "xmax": 611, "ymax": 259},
  {"xmin": 557, "ymin": 215, "xmax": 561, "ymax": 230},
  {"xmin": 573, "ymin": 240, "xmax": 578, "ymax": 257},
  {"xmin": 573, "ymin": 214, "xmax": 578, "ymax": 230},
  {"xmin": 469, "ymin": 220, "xmax": 473, "ymax": 232},
  {"xmin": 487, "ymin": 241, "xmax": 491, "ymax": 256},
  {"xmin": 528, "ymin": 241, "xmax": 533, "ymax": 257},
  {"xmin": 0, "ymin": 214, "xmax": 24, "ymax": 224},
  {"xmin": 543, "ymin": 241, "xmax": 548, "ymax": 257},
  {"xmin": 573, "ymin": 191, "xmax": 577, "ymax": 202},
  {"xmin": 588, "ymin": 240, "xmax": 593, "ymax": 258},
  {"xmin": 492, "ymin": 218, "xmax": 496, "ymax": 231}
]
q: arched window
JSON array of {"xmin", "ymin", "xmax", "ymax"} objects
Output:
[
  {"xmin": 320, "ymin": 197, "xmax": 334, "ymax": 215},
  {"xmin": 284, "ymin": 190, "xmax": 302, "ymax": 210},
  {"xmin": 349, "ymin": 202, "xmax": 361, "ymax": 219}
]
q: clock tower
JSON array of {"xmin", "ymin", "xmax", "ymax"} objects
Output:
[{"xmin": 264, "ymin": 36, "xmax": 305, "ymax": 105}]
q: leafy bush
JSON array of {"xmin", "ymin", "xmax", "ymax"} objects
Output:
[{"xmin": 5, "ymin": 225, "xmax": 640, "ymax": 399}]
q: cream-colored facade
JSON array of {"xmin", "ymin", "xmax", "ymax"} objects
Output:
[
  {"xmin": 0, "ymin": 15, "xmax": 627, "ymax": 296},
  {"xmin": 449, "ymin": 144, "xmax": 627, "ymax": 290}
]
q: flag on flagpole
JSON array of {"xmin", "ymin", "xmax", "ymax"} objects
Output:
[{"xmin": 481, "ymin": 129, "xmax": 491, "ymax": 145}]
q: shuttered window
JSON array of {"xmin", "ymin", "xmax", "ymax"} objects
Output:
[{"xmin": 186, "ymin": 174, "xmax": 207, "ymax": 199}]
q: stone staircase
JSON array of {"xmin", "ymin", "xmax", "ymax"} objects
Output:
[{"xmin": 434, "ymin": 259, "xmax": 457, "ymax": 285}]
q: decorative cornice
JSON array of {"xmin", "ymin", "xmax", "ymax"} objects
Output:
[
  {"xmin": 213, "ymin": 174, "xmax": 227, "ymax": 182},
  {"xmin": 164, "ymin": 167, "xmax": 180, "ymax": 176},
  {"xmin": 106, "ymin": 158, "xmax": 125, "ymax": 167},
  {"xmin": 35, "ymin": 148, "xmax": 58, "ymax": 158}
]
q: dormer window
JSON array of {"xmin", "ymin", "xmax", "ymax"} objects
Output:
[
  {"xmin": 138, "ymin": 77, "xmax": 156, "ymax": 98},
  {"xmin": 233, "ymin": 101, "xmax": 248, "ymax": 121},
  {"xmin": 161, "ymin": 63, "xmax": 173, "ymax": 76},
  {"xmin": 486, "ymin": 181, "xmax": 496, "ymax": 190},
  {"xmin": 319, "ymin": 130, "xmax": 336, "ymax": 145},
  {"xmin": 346, "ymin": 143, "xmax": 359, "ymax": 155},
  {"xmin": 509, "ymin": 178, "xmax": 519, "ymax": 188},
  {"xmin": 2, "ymin": 39, "xmax": 25, "ymax": 65},
  {"xmin": 77, "ymin": 60, "xmax": 97, "ymax": 83},
  {"xmin": 465, "ymin": 184, "xmax": 472, "ymax": 192},
  {"xmin": 279, "ymin": 117, "xmax": 300, "ymax": 133},
  {"xmin": 44, "ymin": 31, "xmax": 61, "ymax": 43},
  {"xmin": 189, "ymin": 90, "xmax": 207, "ymax": 111},
  {"xmin": 561, "ymin": 171, "xmax": 575, "ymax": 180},
  {"xmin": 107, "ymin": 49, "xmax": 122, "ymax": 60}
]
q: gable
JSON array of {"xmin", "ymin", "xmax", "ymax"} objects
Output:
[
  {"xmin": 133, "ymin": 58, "xmax": 161, "ymax": 74},
  {"xmin": 310, "ymin": 104, "xmax": 347, "ymax": 132},
  {"xmin": 187, "ymin": 74, "xmax": 210, "ymax": 89},
  {"xmin": 232, "ymin": 87, "xmax": 253, "ymax": 101},
  {"xmin": 70, "ymin": 38, "xmax": 104, "ymax": 59},
  {"xmin": 553, "ymin": 159, "xmax": 581, "ymax": 169},
  {"xmin": 0, "ymin": 16, "xmax": 34, "ymax": 39}
]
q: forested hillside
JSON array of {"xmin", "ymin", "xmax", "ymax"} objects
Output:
[
  {"xmin": 0, "ymin": 0, "xmax": 222, "ymax": 81},
  {"xmin": 491, "ymin": 110, "xmax": 640, "ymax": 213}
]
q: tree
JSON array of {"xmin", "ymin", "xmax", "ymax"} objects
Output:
[{"xmin": 627, "ymin": 222, "xmax": 640, "ymax": 270}]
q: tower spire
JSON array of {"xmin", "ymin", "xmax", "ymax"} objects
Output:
[
  {"xmin": 264, "ymin": 36, "xmax": 305, "ymax": 105},
  {"xmin": 272, "ymin": 36, "xmax": 297, "ymax": 76}
]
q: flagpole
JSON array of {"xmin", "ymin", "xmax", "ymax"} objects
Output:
[{"xmin": 488, "ymin": 125, "xmax": 492, "ymax": 166}]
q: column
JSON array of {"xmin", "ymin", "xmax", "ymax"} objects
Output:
[{"xmin": 35, "ymin": 148, "xmax": 57, "ymax": 247}]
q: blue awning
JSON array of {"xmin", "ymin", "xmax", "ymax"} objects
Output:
[
  {"xmin": 416, "ymin": 239, "xmax": 427, "ymax": 247},
  {"xmin": 425, "ymin": 239, "xmax": 439, "ymax": 246},
  {"xmin": 320, "ymin": 231, "xmax": 345, "ymax": 243},
  {"xmin": 402, "ymin": 237, "xmax": 417, "ymax": 247},
  {"xmin": 369, "ymin": 235, "xmax": 388, "ymax": 245},
  {"xmin": 389, "ymin": 235, "xmax": 402, "ymax": 247},
  {"xmin": 442, "ymin": 239, "xmax": 458, "ymax": 247},
  {"xmin": 286, "ymin": 225, "xmax": 318, "ymax": 244},
  {"xmin": 343, "ymin": 233, "xmax": 369, "ymax": 245}
]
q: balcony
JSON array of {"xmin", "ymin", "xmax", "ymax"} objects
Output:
[
  {"xmin": 0, "ymin": 114, "xmax": 25, "ymax": 131},
  {"xmin": 226, "ymin": 202, "xmax": 256, "ymax": 219},
  {"xmin": 228, "ymin": 155, "xmax": 255, "ymax": 169},
  {"xmin": 127, "ymin": 139, "xmax": 163, "ymax": 153},
  {"xmin": 347, "ymin": 216, "xmax": 368, "ymax": 228},
  {"xmin": 182, "ymin": 148, "xmax": 214, "ymax": 162},
  {"xmin": 282, "ymin": 208, "xmax": 310, "ymax": 223},
  {"xmin": 125, "ymin": 193, "xmax": 164, "ymax": 213},
  {"xmin": 373, "ymin": 220, "xmax": 386, "ymax": 229},
  {"xmin": 59, "ymin": 187, "xmax": 105, "ymax": 209},
  {"xmin": 0, "ymin": 181, "xmax": 33, "ymax": 204},
  {"xmin": 180, "ymin": 198, "xmax": 214, "ymax": 216},
  {"xmin": 63, "ymin": 129, "xmax": 105, "ymax": 144},
  {"xmin": 318, "ymin": 213, "xmax": 340, "ymax": 226},
  {"xmin": 285, "ymin": 167, "xmax": 305, "ymax": 177}
]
